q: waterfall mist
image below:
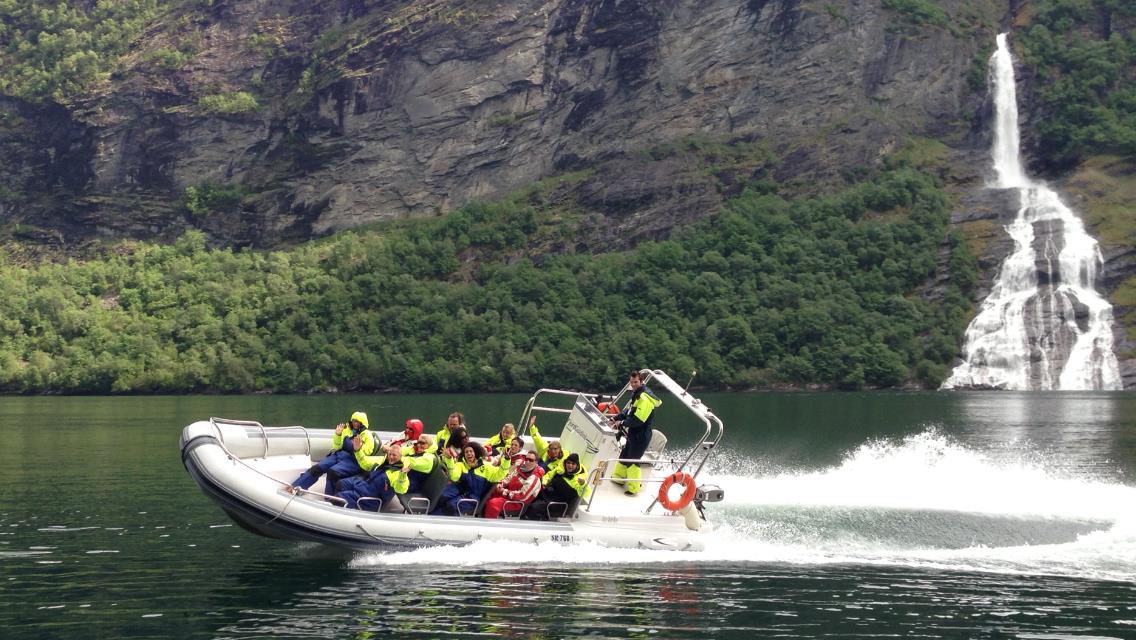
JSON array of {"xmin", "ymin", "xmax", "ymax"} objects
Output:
[{"xmin": 942, "ymin": 34, "xmax": 1121, "ymax": 391}]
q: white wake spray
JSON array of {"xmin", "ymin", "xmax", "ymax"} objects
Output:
[
  {"xmin": 710, "ymin": 430, "xmax": 1127, "ymax": 518},
  {"xmin": 352, "ymin": 432, "xmax": 1136, "ymax": 583}
]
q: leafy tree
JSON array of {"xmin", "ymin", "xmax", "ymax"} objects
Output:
[
  {"xmin": 0, "ymin": 1, "xmax": 164, "ymax": 101},
  {"xmin": 0, "ymin": 161, "xmax": 971, "ymax": 394},
  {"xmin": 1017, "ymin": 0, "xmax": 1136, "ymax": 168}
]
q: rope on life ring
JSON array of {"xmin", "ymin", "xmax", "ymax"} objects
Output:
[{"xmin": 657, "ymin": 472, "xmax": 697, "ymax": 511}]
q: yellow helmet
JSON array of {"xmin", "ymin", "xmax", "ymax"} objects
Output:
[{"xmin": 349, "ymin": 411, "xmax": 369, "ymax": 428}]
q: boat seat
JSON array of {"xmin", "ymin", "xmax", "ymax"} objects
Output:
[
  {"xmin": 398, "ymin": 462, "xmax": 450, "ymax": 515},
  {"xmin": 646, "ymin": 429, "xmax": 668, "ymax": 457},
  {"xmin": 454, "ymin": 482, "xmax": 497, "ymax": 517},
  {"xmin": 500, "ymin": 499, "xmax": 528, "ymax": 519},
  {"xmin": 472, "ymin": 483, "xmax": 497, "ymax": 517},
  {"xmin": 353, "ymin": 496, "xmax": 408, "ymax": 513},
  {"xmin": 545, "ymin": 494, "xmax": 582, "ymax": 520},
  {"xmin": 379, "ymin": 497, "xmax": 406, "ymax": 513},
  {"xmin": 455, "ymin": 498, "xmax": 479, "ymax": 517}
]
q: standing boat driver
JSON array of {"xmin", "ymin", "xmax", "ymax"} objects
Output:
[
  {"xmin": 612, "ymin": 370, "xmax": 662, "ymax": 496},
  {"xmin": 286, "ymin": 411, "xmax": 375, "ymax": 496}
]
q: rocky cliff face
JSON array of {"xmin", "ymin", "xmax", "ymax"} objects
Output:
[
  {"xmin": 2, "ymin": 0, "xmax": 1133, "ymax": 382},
  {"xmin": 1, "ymin": 0, "xmax": 1001, "ymax": 245}
]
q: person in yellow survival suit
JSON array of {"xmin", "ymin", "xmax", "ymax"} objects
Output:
[
  {"xmin": 334, "ymin": 445, "xmax": 409, "ymax": 510},
  {"xmin": 287, "ymin": 411, "xmax": 375, "ymax": 496},
  {"xmin": 401, "ymin": 434, "xmax": 438, "ymax": 493},
  {"xmin": 527, "ymin": 415, "xmax": 569, "ymax": 475},
  {"xmin": 484, "ymin": 422, "xmax": 516, "ymax": 458},
  {"xmin": 433, "ymin": 412, "xmax": 465, "ymax": 454},
  {"xmin": 333, "ymin": 434, "xmax": 436, "ymax": 511},
  {"xmin": 432, "ymin": 442, "xmax": 511, "ymax": 516},
  {"xmin": 612, "ymin": 370, "xmax": 662, "ymax": 495},
  {"xmin": 523, "ymin": 452, "xmax": 589, "ymax": 520}
]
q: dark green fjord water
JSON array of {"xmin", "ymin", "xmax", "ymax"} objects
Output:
[{"xmin": 2, "ymin": 392, "xmax": 1135, "ymax": 639}]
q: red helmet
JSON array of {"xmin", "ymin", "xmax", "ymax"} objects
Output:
[{"xmin": 404, "ymin": 418, "xmax": 424, "ymax": 439}]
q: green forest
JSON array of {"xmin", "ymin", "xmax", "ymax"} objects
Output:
[
  {"xmin": 1016, "ymin": 0, "xmax": 1136, "ymax": 170},
  {"xmin": 0, "ymin": 0, "xmax": 1131, "ymax": 394},
  {"xmin": 0, "ymin": 165, "xmax": 976, "ymax": 393},
  {"xmin": 0, "ymin": 0, "xmax": 163, "ymax": 101}
]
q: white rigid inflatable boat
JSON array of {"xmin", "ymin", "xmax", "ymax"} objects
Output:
[{"xmin": 180, "ymin": 369, "xmax": 725, "ymax": 551}]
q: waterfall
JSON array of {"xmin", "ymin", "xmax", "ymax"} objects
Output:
[{"xmin": 942, "ymin": 34, "xmax": 1121, "ymax": 391}]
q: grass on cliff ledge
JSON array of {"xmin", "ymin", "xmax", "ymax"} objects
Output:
[
  {"xmin": 1063, "ymin": 156, "xmax": 1136, "ymax": 250},
  {"xmin": 1111, "ymin": 277, "xmax": 1136, "ymax": 353}
]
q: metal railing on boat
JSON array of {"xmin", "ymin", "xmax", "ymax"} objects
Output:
[
  {"xmin": 199, "ymin": 367, "xmax": 724, "ymax": 519},
  {"xmin": 205, "ymin": 417, "xmax": 348, "ymax": 507},
  {"xmin": 515, "ymin": 369, "xmax": 724, "ymax": 516},
  {"xmin": 209, "ymin": 416, "xmax": 314, "ymax": 459}
]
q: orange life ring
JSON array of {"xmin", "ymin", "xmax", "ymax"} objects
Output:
[{"xmin": 657, "ymin": 472, "xmax": 697, "ymax": 511}]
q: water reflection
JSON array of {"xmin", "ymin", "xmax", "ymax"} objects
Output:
[
  {"xmin": 3, "ymin": 392, "xmax": 1135, "ymax": 639},
  {"xmin": 955, "ymin": 391, "xmax": 1118, "ymax": 433},
  {"xmin": 208, "ymin": 565, "xmax": 716, "ymax": 639},
  {"xmin": 954, "ymin": 392, "xmax": 1132, "ymax": 480},
  {"xmin": 195, "ymin": 561, "xmax": 1136, "ymax": 639}
]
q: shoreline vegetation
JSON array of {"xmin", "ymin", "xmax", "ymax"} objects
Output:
[
  {"xmin": 0, "ymin": 0, "xmax": 1129, "ymax": 395},
  {"xmin": 0, "ymin": 164, "xmax": 978, "ymax": 395}
]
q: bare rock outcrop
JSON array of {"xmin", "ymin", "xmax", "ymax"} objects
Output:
[{"xmin": 1, "ymin": 0, "xmax": 1002, "ymax": 249}]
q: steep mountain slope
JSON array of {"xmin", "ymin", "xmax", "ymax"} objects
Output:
[
  {"xmin": 1, "ymin": 0, "xmax": 1000, "ymax": 246},
  {"xmin": 1, "ymin": 0, "xmax": 1133, "ymax": 388}
]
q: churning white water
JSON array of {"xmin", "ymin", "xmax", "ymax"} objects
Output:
[
  {"xmin": 943, "ymin": 33, "xmax": 1121, "ymax": 390},
  {"xmin": 355, "ymin": 432, "xmax": 1136, "ymax": 584}
]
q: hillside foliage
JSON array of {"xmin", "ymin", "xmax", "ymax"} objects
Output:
[
  {"xmin": 1018, "ymin": 0, "xmax": 1136, "ymax": 169},
  {"xmin": 0, "ymin": 166, "xmax": 975, "ymax": 394},
  {"xmin": 0, "ymin": 0, "xmax": 165, "ymax": 101}
]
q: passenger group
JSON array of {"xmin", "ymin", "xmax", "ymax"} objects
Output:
[{"xmin": 284, "ymin": 370, "xmax": 660, "ymax": 520}]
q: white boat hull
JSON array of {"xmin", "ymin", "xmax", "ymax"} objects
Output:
[{"xmin": 180, "ymin": 419, "xmax": 710, "ymax": 551}]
